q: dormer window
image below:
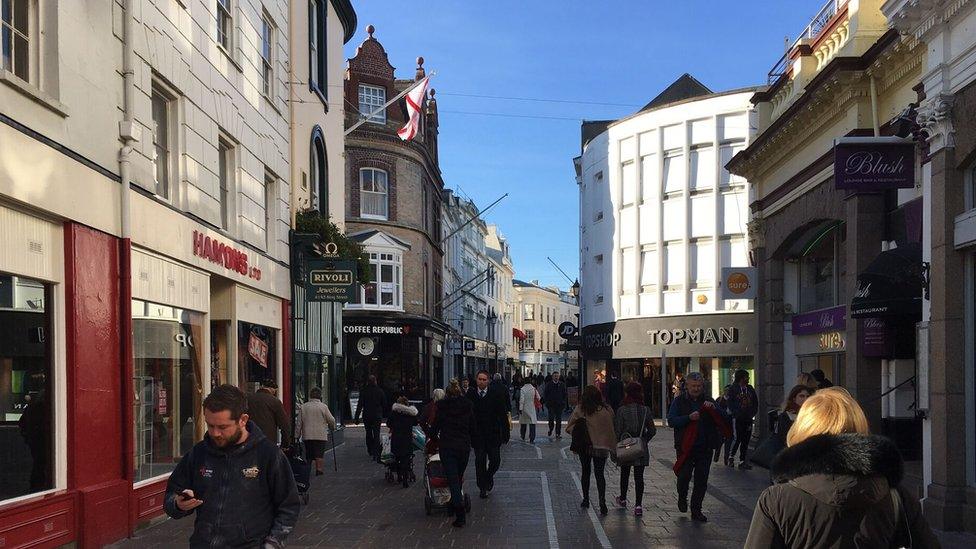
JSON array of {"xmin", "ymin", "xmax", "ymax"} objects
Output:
[{"xmin": 359, "ymin": 84, "xmax": 386, "ymax": 124}]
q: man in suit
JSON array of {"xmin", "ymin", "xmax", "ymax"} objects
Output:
[{"xmin": 467, "ymin": 370, "xmax": 508, "ymax": 499}]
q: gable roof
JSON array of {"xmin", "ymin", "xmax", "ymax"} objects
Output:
[
  {"xmin": 639, "ymin": 73, "xmax": 712, "ymax": 112},
  {"xmin": 347, "ymin": 229, "xmax": 411, "ymax": 250}
]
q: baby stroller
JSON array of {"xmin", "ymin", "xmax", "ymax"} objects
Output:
[
  {"xmin": 381, "ymin": 429, "xmax": 425, "ymax": 485},
  {"xmin": 282, "ymin": 444, "xmax": 311, "ymax": 505},
  {"xmin": 423, "ymin": 449, "xmax": 471, "ymax": 516}
]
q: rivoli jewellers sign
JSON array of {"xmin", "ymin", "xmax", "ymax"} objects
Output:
[{"xmin": 834, "ymin": 137, "xmax": 915, "ymax": 191}]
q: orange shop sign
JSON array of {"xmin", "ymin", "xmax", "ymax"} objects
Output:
[{"xmin": 721, "ymin": 267, "xmax": 756, "ymax": 300}]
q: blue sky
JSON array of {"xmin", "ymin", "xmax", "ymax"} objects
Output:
[{"xmin": 344, "ymin": 1, "xmax": 821, "ymax": 289}]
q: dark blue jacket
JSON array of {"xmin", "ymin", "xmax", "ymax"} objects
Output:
[
  {"xmin": 668, "ymin": 394, "xmax": 729, "ymax": 451},
  {"xmin": 164, "ymin": 422, "xmax": 299, "ymax": 548},
  {"xmin": 728, "ymin": 382, "xmax": 759, "ymax": 421}
]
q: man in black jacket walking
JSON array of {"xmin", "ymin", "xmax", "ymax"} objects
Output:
[
  {"xmin": 165, "ymin": 384, "xmax": 299, "ymax": 548},
  {"xmin": 246, "ymin": 380, "xmax": 291, "ymax": 447},
  {"xmin": 727, "ymin": 369, "xmax": 758, "ymax": 469},
  {"xmin": 355, "ymin": 375, "xmax": 387, "ymax": 462},
  {"xmin": 467, "ymin": 370, "xmax": 507, "ymax": 499},
  {"xmin": 542, "ymin": 371, "xmax": 568, "ymax": 438}
]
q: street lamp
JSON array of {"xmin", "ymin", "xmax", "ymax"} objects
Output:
[
  {"xmin": 569, "ymin": 278, "xmax": 583, "ymax": 395},
  {"xmin": 570, "ymin": 279, "xmax": 580, "ymax": 301}
]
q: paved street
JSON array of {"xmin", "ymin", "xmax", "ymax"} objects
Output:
[{"xmin": 106, "ymin": 424, "xmax": 976, "ymax": 548}]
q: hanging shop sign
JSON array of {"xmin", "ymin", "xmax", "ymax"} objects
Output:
[
  {"xmin": 305, "ymin": 258, "xmax": 356, "ymax": 302},
  {"xmin": 357, "ymin": 337, "xmax": 375, "ymax": 356},
  {"xmin": 834, "ymin": 137, "xmax": 916, "ymax": 191},
  {"xmin": 248, "ymin": 332, "xmax": 269, "ymax": 368},
  {"xmin": 792, "ymin": 305, "xmax": 846, "ymax": 336},
  {"xmin": 558, "ymin": 321, "xmax": 578, "ymax": 339},
  {"xmin": 464, "ymin": 340, "xmax": 476, "ymax": 352},
  {"xmin": 721, "ymin": 267, "xmax": 757, "ymax": 300}
]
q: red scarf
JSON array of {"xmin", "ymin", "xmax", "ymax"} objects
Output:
[{"xmin": 673, "ymin": 404, "xmax": 731, "ymax": 475}]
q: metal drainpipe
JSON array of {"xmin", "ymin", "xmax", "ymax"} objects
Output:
[
  {"xmin": 119, "ymin": 0, "xmax": 136, "ymax": 493},
  {"xmin": 870, "ymin": 75, "xmax": 880, "ymax": 137}
]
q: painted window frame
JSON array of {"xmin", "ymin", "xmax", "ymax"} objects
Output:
[
  {"xmin": 216, "ymin": 0, "xmax": 233, "ymax": 52},
  {"xmin": 260, "ymin": 11, "xmax": 275, "ymax": 100},
  {"xmin": 1, "ymin": 0, "xmax": 34, "ymax": 83},
  {"xmin": 359, "ymin": 167, "xmax": 389, "ymax": 220},
  {"xmin": 217, "ymin": 134, "xmax": 237, "ymax": 232},
  {"xmin": 358, "ymin": 83, "xmax": 387, "ymax": 124},
  {"xmin": 347, "ymin": 250, "xmax": 403, "ymax": 311},
  {"xmin": 307, "ymin": 0, "xmax": 327, "ymax": 106},
  {"xmin": 150, "ymin": 79, "xmax": 180, "ymax": 203}
]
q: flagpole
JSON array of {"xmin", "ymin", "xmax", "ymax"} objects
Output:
[{"xmin": 344, "ymin": 71, "xmax": 435, "ymax": 136}]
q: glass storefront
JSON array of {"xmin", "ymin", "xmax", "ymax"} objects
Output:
[
  {"xmin": 798, "ymin": 353, "xmax": 845, "ymax": 388},
  {"xmin": 132, "ymin": 299, "xmax": 204, "ymax": 482},
  {"xmin": 0, "ymin": 275, "xmax": 52, "ymax": 501},
  {"xmin": 238, "ymin": 321, "xmax": 277, "ymax": 394}
]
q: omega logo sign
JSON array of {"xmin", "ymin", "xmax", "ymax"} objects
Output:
[{"xmin": 647, "ymin": 327, "xmax": 738, "ymax": 345}]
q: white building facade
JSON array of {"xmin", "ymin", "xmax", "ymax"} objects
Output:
[
  {"xmin": 486, "ymin": 225, "xmax": 516, "ymax": 376},
  {"xmin": 514, "ymin": 280, "xmax": 579, "ymax": 375},
  {"xmin": 577, "ymin": 76, "xmax": 758, "ymax": 409}
]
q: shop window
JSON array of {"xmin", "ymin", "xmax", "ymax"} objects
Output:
[
  {"xmin": 358, "ymin": 84, "xmax": 386, "ymax": 124},
  {"xmin": 237, "ymin": 321, "xmax": 278, "ymax": 393},
  {"xmin": 1, "ymin": 0, "xmax": 31, "ymax": 82},
  {"xmin": 798, "ymin": 224, "xmax": 843, "ymax": 312},
  {"xmin": 353, "ymin": 252, "xmax": 402, "ymax": 309},
  {"xmin": 132, "ymin": 299, "xmax": 205, "ymax": 482},
  {"xmin": 360, "ymin": 168, "xmax": 389, "ymax": 220},
  {"xmin": 0, "ymin": 274, "xmax": 51, "ymax": 501}
]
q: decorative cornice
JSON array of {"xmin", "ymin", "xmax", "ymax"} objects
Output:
[
  {"xmin": 917, "ymin": 92, "xmax": 955, "ymax": 150},
  {"xmin": 884, "ymin": 0, "xmax": 974, "ymax": 42},
  {"xmin": 330, "ymin": 0, "xmax": 358, "ymax": 44}
]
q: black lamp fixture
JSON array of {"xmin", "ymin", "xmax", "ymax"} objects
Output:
[{"xmin": 570, "ymin": 279, "xmax": 580, "ymax": 299}]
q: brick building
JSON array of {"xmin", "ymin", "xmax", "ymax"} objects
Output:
[{"xmin": 342, "ymin": 26, "xmax": 447, "ymax": 407}]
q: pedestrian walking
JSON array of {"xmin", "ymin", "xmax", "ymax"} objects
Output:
[
  {"xmin": 774, "ymin": 385, "xmax": 810, "ymax": 449},
  {"xmin": 744, "ymin": 387, "xmax": 940, "ymax": 548},
  {"xmin": 606, "ymin": 370, "xmax": 624, "ymax": 411},
  {"xmin": 246, "ymin": 379, "xmax": 291, "ymax": 447},
  {"xmin": 518, "ymin": 378, "xmax": 540, "ymax": 442},
  {"xmin": 795, "ymin": 372, "xmax": 818, "ymax": 394},
  {"xmin": 296, "ymin": 388, "xmax": 337, "ymax": 476},
  {"xmin": 164, "ymin": 384, "xmax": 299, "ymax": 548},
  {"xmin": 613, "ymin": 382, "xmax": 656, "ymax": 517},
  {"xmin": 387, "ymin": 396, "xmax": 419, "ymax": 488},
  {"xmin": 809, "ymin": 368, "xmax": 834, "ymax": 390},
  {"xmin": 419, "ymin": 388, "xmax": 445, "ymax": 437},
  {"xmin": 431, "ymin": 379, "xmax": 474, "ymax": 528},
  {"xmin": 668, "ymin": 371, "xmax": 731, "ymax": 522},
  {"xmin": 713, "ymin": 384, "xmax": 734, "ymax": 464},
  {"xmin": 543, "ymin": 370, "xmax": 568, "ymax": 439},
  {"xmin": 467, "ymin": 370, "xmax": 508, "ymax": 499},
  {"xmin": 354, "ymin": 375, "xmax": 387, "ymax": 463},
  {"xmin": 567, "ymin": 385, "xmax": 616, "ymax": 515},
  {"xmin": 727, "ymin": 369, "xmax": 758, "ymax": 469}
]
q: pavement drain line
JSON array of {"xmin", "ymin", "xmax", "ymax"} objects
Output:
[
  {"xmin": 512, "ymin": 439, "xmax": 543, "ymax": 459},
  {"xmin": 570, "ymin": 471, "xmax": 613, "ymax": 549},
  {"xmin": 540, "ymin": 472, "xmax": 560, "ymax": 549}
]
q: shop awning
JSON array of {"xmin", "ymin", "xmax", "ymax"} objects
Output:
[
  {"xmin": 850, "ymin": 243, "xmax": 924, "ymax": 319},
  {"xmin": 513, "ymin": 328, "xmax": 527, "ymax": 340}
]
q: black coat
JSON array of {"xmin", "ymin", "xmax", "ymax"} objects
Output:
[
  {"xmin": 467, "ymin": 385, "xmax": 508, "ymax": 449},
  {"xmin": 606, "ymin": 378, "xmax": 624, "ymax": 409},
  {"xmin": 355, "ymin": 384, "xmax": 386, "ymax": 422},
  {"xmin": 542, "ymin": 380, "xmax": 568, "ymax": 408},
  {"xmin": 728, "ymin": 382, "xmax": 759, "ymax": 421},
  {"xmin": 745, "ymin": 433, "xmax": 940, "ymax": 549},
  {"xmin": 490, "ymin": 379, "xmax": 512, "ymax": 413},
  {"xmin": 432, "ymin": 395, "xmax": 474, "ymax": 453},
  {"xmin": 164, "ymin": 422, "xmax": 299, "ymax": 548},
  {"xmin": 386, "ymin": 403, "xmax": 418, "ymax": 457}
]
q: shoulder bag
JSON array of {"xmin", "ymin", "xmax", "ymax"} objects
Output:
[
  {"xmin": 570, "ymin": 416, "xmax": 591, "ymax": 455},
  {"xmin": 615, "ymin": 407, "xmax": 649, "ymax": 464}
]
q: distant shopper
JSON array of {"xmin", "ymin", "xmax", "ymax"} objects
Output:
[
  {"xmin": 774, "ymin": 385, "xmax": 810, "ymax": 449},
  {"xmin": 354, "ymin": 375, "xmax": 387, "ymax": 462},
  {"xmin": 431, "ymin": 379, "xmax": 475, "ymax": 528},
  {"xmin": 420, "ymin": 388, "xmax": 445, "ymax": 437},
  {"xmin": 714, "ymin": 384, "xmax": 734, "ymax": 464},
  {"xmin": 668, "ymin": 372, "xmax": 731, "ymax": 522},
  {"xmin": 247, "ymin": 380, "xmax": 291, "ymax": 446},
  {"xmin": 387, "ymin": 396, "xmax": 419, "ymax": 488},
  {"xmin": 467, "ymin": 370, "xmax": 508, "ymax": 499},
  {"xmin": 518, "ymin": 378, "xmax": 540, "ymax": 442},
  {"xmin": 727, "ymin": 369, "xmax": 758, "ymax": 469},
  {"xmin": 614, "ymin": 382, "xmax": 656, "ymax": 517},
  {"xmin": 543, "ymin": 370, "xmax": 568, "ymax": 439},
  {"xmin": 567, "ymin": 385, "xmax": 616, "ymax": 515},
  {"xmin": 744, "ymin": 387, "xmax": 940, "ymax": 548},
  {"xmin": 296, "ymin": 388, "xmax": 337, "ymax": 476},
  {"xmin": 795, "ymin": 372, "xmax": 818, "ymax": 394},
  {"xmin": 606, "ymin": 370, "xmax": 624, "ymax": 411},
  {"xmin": 672, "ymin": 372, "xmax": 687, "ymax": 399},
  {"xmin": 165, "ymin": 384, "xmax": 299, "ymax": 548},
  {"xmin": 810, "ymin": 368, "xmax": 833, "ymax": 390}
]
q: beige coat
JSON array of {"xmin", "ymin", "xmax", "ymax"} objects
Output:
[
  {"xmin": 297, "ymin": 398, "xmax": 337, "ymax": 442},
  {"xmin": 566, "ymin": 404, "xmax": 616, "ymax": 451}
]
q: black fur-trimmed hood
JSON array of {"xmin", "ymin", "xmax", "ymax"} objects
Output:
[{"xmin": 772, "ymin": 433, "xmax": 904, "ymax": 485}]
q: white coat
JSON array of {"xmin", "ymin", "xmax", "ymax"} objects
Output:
[
  {"xmin": 297, "ymin": 398, "xmax": 337, "ymax": 441},
  {"xmin": 518, "ymin": 383, "xmax": 539, "ymax": 424}
]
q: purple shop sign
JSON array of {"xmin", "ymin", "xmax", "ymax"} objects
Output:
[
  {"xmin": 860, "ymin": 318, "xmax": 890, "ymax": 358},
  {"xmin": 834, "ymin": 137, "xmax": 915, "ymax": 191},
  {"xmin": 792, "ymin": 305, "xmax": 847, "ymax": 336}
]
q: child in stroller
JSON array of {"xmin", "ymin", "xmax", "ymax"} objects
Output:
[{"xmin": 385, "ymin": 397, "xmax": 419, "ymax": 487}]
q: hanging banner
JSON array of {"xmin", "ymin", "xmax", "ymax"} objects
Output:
[
  {"xmin": 305, "ymin": 258, "xmax": 357, "ymax": 302},
  {"xmin": 834, "ymin": 137, "xmax": 915, "ymax": 191},
  {"xmin": 248, "ymin": 333, "xmax": 269, "ymax": 368}
]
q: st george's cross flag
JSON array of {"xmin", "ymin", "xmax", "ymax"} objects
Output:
[{"xmin": 397, "ymin": 76, "xmax": 430, "ymax": 141}]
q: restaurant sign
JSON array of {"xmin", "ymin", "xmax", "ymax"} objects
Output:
[
  {"xmin": 792, "ymin": 305, "xmax": 846, "ymax": 336},
  {"xmin": 834, "ymin": 137, "xmax": 915, "ymax": 191}
]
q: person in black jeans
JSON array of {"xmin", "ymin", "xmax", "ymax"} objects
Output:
[
  {"xmin": 543, "ymin": 371, "xmax": 568, "ymax": 438},
  {"xmin": 727, "ymin": 369, "xmax": 758, "ymax": 469},
  {"xmin": 467, "ymin": 370, "xmax": 508, "ymax": 499},
  {"xmin": 354, "ymin": 375, "xmax": 387, "ymax": 462},
  {"xmin": 431, "ymin": 379, "xmax": 475, "ymax": 528}
]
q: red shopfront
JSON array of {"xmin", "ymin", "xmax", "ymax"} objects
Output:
[{"xmin": 0, "ymin": 214, "xmax": 290, "ymax": 548}]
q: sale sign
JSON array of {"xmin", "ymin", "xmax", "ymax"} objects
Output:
[{"xmin": 248, "ymin": 333, "xmax": 269, "ymax": 368}]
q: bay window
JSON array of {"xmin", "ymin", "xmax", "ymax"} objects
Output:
[{"xmin": 354, "ymin": 252, "xmax": 402, "ymax": 309}]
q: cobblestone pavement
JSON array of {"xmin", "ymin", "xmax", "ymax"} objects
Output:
[{"xmin": 111, "ymin": 424, "xmax": 976, "ymax": 548}]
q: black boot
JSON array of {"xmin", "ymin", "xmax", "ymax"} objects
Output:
[
  {"xmin": 678, "ymin": 494, "xmax": 688, "ymax": 513},
  {"xmin": 452, "ymin": 513, "xmax": 466, "ymax": 528}
]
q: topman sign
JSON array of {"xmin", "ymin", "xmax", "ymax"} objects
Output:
[
  {"xmin": 647, "ymin": 327, "xmax": 738, "ymax": 345},
  {"xmin": 581, "ymin": 314, "xmax": 754, "ymax": 360}
]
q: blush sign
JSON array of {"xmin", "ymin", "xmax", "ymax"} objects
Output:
[
  {"xmin": 834, "ymin": 137, "xmax": 915, "ymax": 191},
  {"xmin": 248, "ymin": 333, "xmax": 269, "ymax": 368},
  {"xmin": 792, "ymin": 305, "xmax": 847, "ymax": 336}
]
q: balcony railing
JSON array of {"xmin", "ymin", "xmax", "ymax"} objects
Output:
[{"xmin": 767, "ymin": 0, "xmax": 850, "ymax": 84}]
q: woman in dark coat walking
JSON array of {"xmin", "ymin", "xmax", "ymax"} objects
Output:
[
  {"xmin": 431, "ymin": 379, "xmax": 475, "ymax": 528},
  {"xmin": 613, "ymin": 382, "xmax": 656, "ymax": 517},
  {"xmin": 387, "ymin": 396, "xmax": 418, "ymax": 488},
  {"xmin": 773, "ymin": 384, "xmax": 810, "ymax": 448},
  {"xmin": 744, "ymin": 387, "xmax": 940, "ymax": 548}
]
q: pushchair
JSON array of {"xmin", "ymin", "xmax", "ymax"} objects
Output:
[
  {"xmin": 282, "ymin": 444, "xmax": 311, "ymax": 505},
  {"xmin": 380, "ymin": 429, "xmax": 425, "ymax": 485},
  {"xmin": 422, "ymin": 448, "xmax": 471, "ymax": 516}
]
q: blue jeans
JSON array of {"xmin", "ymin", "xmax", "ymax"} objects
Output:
[{"xmin": 439, "ymin": 447, "xmax": 470, "ymax": 517}]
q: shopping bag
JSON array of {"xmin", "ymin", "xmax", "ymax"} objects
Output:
[{"xmin": 412, "ymin": 425, "xmax": 427, "ymax": 452}]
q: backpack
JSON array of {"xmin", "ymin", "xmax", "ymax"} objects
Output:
[{"xmin": 570, "ymin": 417, "xmax": 591, "ymax": 454}]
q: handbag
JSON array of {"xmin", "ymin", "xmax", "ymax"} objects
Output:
[
  {"xmin": 534, "ymin": 390, "xmax": 542, "ymax": 411},
  {"xmin": 569, "ymin": 417, "xmax": 591, "ymax": 454},
  {"xmin": 615, "ymin": 407, "xmax": 649, "ymax": 464}
]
